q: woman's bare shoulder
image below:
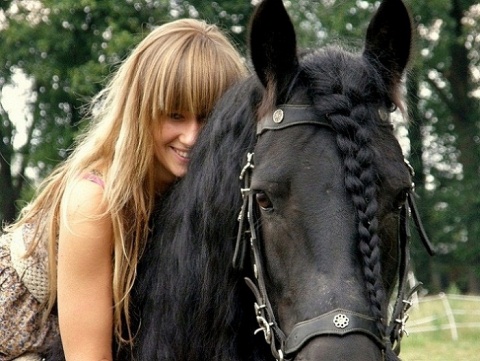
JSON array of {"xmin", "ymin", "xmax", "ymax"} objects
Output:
[{"xmin": 63, "ymin": 178, "xmax": 108, "ymax": 219}]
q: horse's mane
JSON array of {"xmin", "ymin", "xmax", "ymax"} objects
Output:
[{"xmin": 131, "ymin": 76, "xmax": 268, "ymax": 360}]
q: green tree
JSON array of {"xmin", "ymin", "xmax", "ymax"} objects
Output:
[
  {"xmin": 407, "ymin": 0, "xmax": 480, "ymax": 293},
  {"xmin": 173, "ymin": 0, "xmax": 253, "ymax": 51}
]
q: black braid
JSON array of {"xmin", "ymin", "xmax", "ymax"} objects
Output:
[
  {"xmin": 303, "ymin": 47, "xmax": 393, "ymax": 340},
  {"xmin": 328, "ymin": 100, "xmax": 387, "ymax": 337}
]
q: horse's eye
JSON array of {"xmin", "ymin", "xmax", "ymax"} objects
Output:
[{"xmin": 255, "ymin": 192, "xmax": 273, "ymax": 211}]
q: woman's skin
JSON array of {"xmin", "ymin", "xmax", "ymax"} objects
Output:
[
  {"xmin": 58, "ymin": 178, "xmax": 113, "ymax": 361},
  {"xmin": 153, "ymin": 112, "xmax": 203, "ymax": 191}
]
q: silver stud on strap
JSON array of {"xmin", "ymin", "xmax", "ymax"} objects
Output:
[
  {"xmin": 333, "ymin": 313, "xmax": 350, "ymax": 329},
  {"xmin": 272, "ymin": 109, "xmax": 284, "ymax": 123}
]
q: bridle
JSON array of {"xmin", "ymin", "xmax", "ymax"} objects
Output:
[{"xmin": 232, "ymin": 105, "xmax": 435, "ymax": 361}]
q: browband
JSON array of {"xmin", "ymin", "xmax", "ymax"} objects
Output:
[{"xmin": 257, "ymin": 104, "xmax": 331, "ymax": 135}]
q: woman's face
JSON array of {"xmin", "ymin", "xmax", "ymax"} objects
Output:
[{"xmin": 153, "ymin": 111, "xmax": 203, "ymax": 190}]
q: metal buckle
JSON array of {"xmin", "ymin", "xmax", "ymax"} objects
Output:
[
  {"xmin": 395, "ymin": 313, "xmax": 410, "ymax": 337},
  {"xmin": 239, "ymin": 152, "xmax": 254, "ymax": 180},
  {"xmin": 255, "ymin": 315, "xmax": 274, "ymax": 343}
]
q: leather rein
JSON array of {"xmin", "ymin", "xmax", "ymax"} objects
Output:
[{"xmin": 232, "ymin": 105, "xmax": 435, "ymax": 361}]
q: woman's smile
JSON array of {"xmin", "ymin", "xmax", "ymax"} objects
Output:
[{"xmin": 153, "ymin": 111, "xmax": 202, "ymax": 189}]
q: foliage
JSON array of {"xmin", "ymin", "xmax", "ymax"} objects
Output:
[
  {"xmin": 173, "ymin": 0, "xmax": 253, "ymax": 52},
  {"xmin": 406, "ymin": 0, "xmax": 480, "ymax": 293}
]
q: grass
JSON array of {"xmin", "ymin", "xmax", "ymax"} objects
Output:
[{"xmin": 398, "ymin": 294, "xmax": 480, "ymax": 361}]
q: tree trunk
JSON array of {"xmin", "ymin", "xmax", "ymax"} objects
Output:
[{"xmin": 0, "ymin": 124, "xmax": 18, "ymax": 225}]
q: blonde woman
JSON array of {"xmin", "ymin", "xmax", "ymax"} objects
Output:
[{"xmin": 0, "ymin": 18, "xmax": 247, "ymax": 361}]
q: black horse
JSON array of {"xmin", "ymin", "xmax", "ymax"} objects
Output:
[{"xmin": 48, "ymin": 0, "xmax": 434, "ymax": 360}]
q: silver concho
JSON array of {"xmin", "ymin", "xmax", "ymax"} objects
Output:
[
  {"xmin": 333, "ymin": 313, "xmax": 350, "ymax": 329},
  {"xmin": 272, "ymin": 109, "xmax": 284, "ymax": 123}
]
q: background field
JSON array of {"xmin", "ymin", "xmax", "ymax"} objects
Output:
[{"xmin": 399, "ymin": 294, "xmax": 480, "ymax": 361}]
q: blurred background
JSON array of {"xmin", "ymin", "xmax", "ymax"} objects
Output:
[{"xmin": 0, "ymin": 1, "xmax": 479, "ymax": 358}]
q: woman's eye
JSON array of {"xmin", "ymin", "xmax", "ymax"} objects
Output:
[
  {"xmin": 169, "ymin": 112, "xmax": 184, "ymax": 120},
  {"xmin": 255, "ymin": 192, "xmax": 273, "ymax": 211}
]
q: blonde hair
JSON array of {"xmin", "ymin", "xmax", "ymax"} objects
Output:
[{"xmin": 7, "ymin": 18, "xmax": 247, "ymax": 347}]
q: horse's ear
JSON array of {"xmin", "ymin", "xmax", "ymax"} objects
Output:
[
  {"xmin": 363, "ymin": 0, "xmax": 413, "ymax": 92},
  {"xmin": 249, "ymin": 0, "xmax": 299, "ymax": 101}
]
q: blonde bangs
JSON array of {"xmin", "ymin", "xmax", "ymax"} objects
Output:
[{"xmin": 152, "ymin": 27, "xmax": 245, "ymax": 119}]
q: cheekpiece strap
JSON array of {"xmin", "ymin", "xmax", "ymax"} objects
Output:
[{"xmin": 257, "ymin": 104, "xmax": 331, "ymax": 136}]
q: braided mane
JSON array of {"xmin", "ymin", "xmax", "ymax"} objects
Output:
[{"xmin": 301, "ymin": 47, "xmax": 395, "ymax": 337}]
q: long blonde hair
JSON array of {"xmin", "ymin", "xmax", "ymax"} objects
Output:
[{"xmin": 7, "ymin": 18, "xmax": 247, "ymax": 347}]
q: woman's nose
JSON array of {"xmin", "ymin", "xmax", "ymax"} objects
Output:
[{"xmin": 181, "ymin": 117, "xmax": 201, "ymax": 146}]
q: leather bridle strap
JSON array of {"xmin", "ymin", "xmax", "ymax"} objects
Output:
[
  {"xmin": 256, "ymin": 104, "xmax": 331, "ymax": 135},
  {"xmin": 236, "ymin": 153, "xmax": 288, "ymax": 360},
  {"xmin": 285, "ymin": 309, "xmax": 383, "ymax": 354},
  {"xmin": 407, "ymin": 192, "xmax": 435, "ymax": 257},
  {"xmin": 386, "ymin": 200, "xmax": 414, "ymax": 354},
  {"xmin": 387, "ymin": 171, "xmax": 436, "ymax": 354}
]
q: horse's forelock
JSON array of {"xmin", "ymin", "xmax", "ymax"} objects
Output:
[{"xmin": 301, "ymin": 47, "xmax": 391, "ymax": 114}]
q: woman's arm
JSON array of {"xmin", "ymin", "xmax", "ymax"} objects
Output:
[{"xmin": 57, "ymin": 179, "xmax": 114, "ymax": 361}]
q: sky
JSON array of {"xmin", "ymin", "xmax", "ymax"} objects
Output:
[{"xmin": 1, "ymin": 69, "xmax": 33, "ymax": 149}]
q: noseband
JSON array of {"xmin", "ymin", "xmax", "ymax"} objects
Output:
[{"xmin": 233, "ymin": 105, "xmax": 435, "ymax": 360}]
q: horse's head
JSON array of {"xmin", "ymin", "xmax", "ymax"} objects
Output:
[{"xmin": 237, "ymin": 0, "xmax": 422, "ymax": 359}]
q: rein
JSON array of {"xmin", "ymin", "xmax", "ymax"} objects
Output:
[{"xmin": 233, "ymin": 105, "xmax": 435, "ymax": 360}]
